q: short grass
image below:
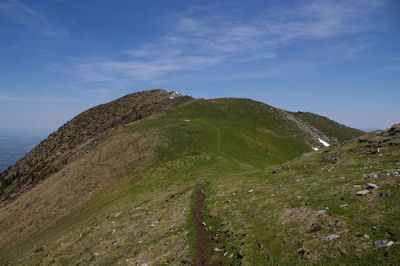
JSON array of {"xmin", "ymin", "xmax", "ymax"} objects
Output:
[{"xmin": 0, "ymin": 98, "xmax": 398, "ymax": 265}]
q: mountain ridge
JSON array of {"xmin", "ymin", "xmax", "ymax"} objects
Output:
[
  {"xmin": 0, "ymin": 89, "xmax": 191, "ymax": 203},
  {"xmin": 2, "ymin": 90, "xmax": 393, "ymax": 265}
]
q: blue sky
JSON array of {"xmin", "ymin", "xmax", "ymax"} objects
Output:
[{"xmin": 0, "ymin": 0, "xmax": 399, "ymax": 134}]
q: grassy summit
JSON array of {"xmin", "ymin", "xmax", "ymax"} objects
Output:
[{"xmin": 1, "ymin": 92, "xmax": 397, "ymax": 265}]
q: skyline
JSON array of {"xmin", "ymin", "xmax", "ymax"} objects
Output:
[{"xmin": 1, "ymin": 0, "xmax": 400, "ymax": 134}]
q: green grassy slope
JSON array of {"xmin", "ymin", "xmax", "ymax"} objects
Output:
[{"xmin": 0, "ymin": 98, "xmax": 396, "ymax": 265}]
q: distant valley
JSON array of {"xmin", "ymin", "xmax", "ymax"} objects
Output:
[{"xmin": 0, "ymin": 134, "xmax": 43, "ymax": 173}]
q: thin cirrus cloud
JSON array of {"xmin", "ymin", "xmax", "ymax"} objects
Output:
[
  {"xmin": 0, "ymin": 0, "xmax": 45, "ymax": 23},
  {"xmin": 0, "ymin": 0, "xmax": 70, "ymax": 40},
  {"xmin": 74, "ymin": 0, "xmax": 386, "ymax": 83}
]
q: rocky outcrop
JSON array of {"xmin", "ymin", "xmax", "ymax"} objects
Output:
[{"xmin": 279, "ymin": 110, "xmax": 334, "ymax": 148}]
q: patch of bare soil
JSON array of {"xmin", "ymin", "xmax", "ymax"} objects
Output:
[{"xmin": 193, "ymin": 185, "xmax": 221, "ymax": 266}]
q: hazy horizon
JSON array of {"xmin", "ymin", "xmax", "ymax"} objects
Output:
[{"xmin": 1, "ymin": 0, "xmax": 399, "ymax": 132}]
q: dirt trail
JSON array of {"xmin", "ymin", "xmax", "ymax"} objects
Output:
[{"xmin": 193, "ymin": 185, "xmax": 221, "ymax": 266}]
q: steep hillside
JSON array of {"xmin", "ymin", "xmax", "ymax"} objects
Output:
[
  {"xmin": 292, "ymin": 111, "xmax": 364, "ymax": 143},
  {"xmin": 0, "ymin": 89, "xmax": 190, "ymax": 203},
  {"xmin": 0, "ymin": 93, "xmax": 379, "ymax": 265}
]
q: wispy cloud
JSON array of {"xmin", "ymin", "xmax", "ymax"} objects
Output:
[
  {"xmin": 0, "ymin": 0, "xmax": 45, "ymax": 23},
  {"xmin": 73, "ymin": 0, "xmax": 387, "ymax": 83},
  {"xmin": 76, "ymin": 55, "xmax": 224, "ymax": 82},
  {"xmin": 42, "ymin": 26, "xmax": 70, "ymax": 39},
  {"xmin": 0, "ymin": 0, "xmax": 70, "ymax": 40},
  {"xmin": 0, "ymin": 94, "xmax": 79, "ymax": 103}
]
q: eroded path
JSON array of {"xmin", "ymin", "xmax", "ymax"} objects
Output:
[{"xmin": 193, "ymin": 185, "xmax": 221, "ymax": 266}]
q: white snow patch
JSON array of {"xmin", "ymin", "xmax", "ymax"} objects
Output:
[
  {"xmin": 318, "ymin": 138, "xmax": 330, "ymax": 147},
  {"xmin": 312, "ymin": 147, "xmax": 319, "ymax": 151},
  {"xmin": 168, "ymin": 91, "xmax": 182, "ymax": 100}
]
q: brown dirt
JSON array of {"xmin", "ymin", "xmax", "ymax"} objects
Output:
[{"xmin": 193, "ymin": 185, "xmax": 221, "ymax": 266}]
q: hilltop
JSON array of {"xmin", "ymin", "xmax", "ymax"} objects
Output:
[{"xmin": 1, "ymin": 90, "xmax": 398, "ymax": 265}]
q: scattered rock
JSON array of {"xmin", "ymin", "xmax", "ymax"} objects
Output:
[
  {"xmin": 325, "ymin": 234, "xmax": 340, "ymax": 241},
  {"xmin": 318, "ymin": 207, "xmax": 329, "ymax": 214},
  {"xmin": 33, "ymin": 246, "xmax": 44, "ymax": 253},
  {"xmin": 366, "ymin": 183, "xmax": 379, "ymax": 190},
  {"xmin": 379, "ymin": 191, "xmax": 389, "ymax": 198},
  {"xmin": 365, "ymin": 172, "xmax": 380, "ymax": 179},
  {"xmin": 297, "ymin": 247, "xmax": 310, "ymax": 259},
  {"xmin": 328, "ymin": 220, "xmax": 341, "ymax": 227},
  {"xmin": 374, "ymin": 240, "xmax": 388, "ymax": 249},
  {"xmin": 248, "ymin": 189, "xmax": 254, "ymax": 193},
  {"xmin": 386, "ymin": 241, "xmax": 394, "ymax": 247},
  {"xmin": 271, "ymin": 165, "xmax": 289, "ymax": 174},
  {"xmin": 214, "ymin": 247, "xmax": 222, "ymax": 252},
  {"xmin": 308, "ymin": 223, "xmax": 322, "ymax": 233},
  {"xmin": 356, "ymin": 190, "xmax": 369, "ymax": 196},
  {"xmin": 340, "ymin": 204, "xmax": 348, "ymax": 208},
  {"xmin": 355, "ymin": 232, "xmax": 364, "ymax": 237},
  {"xmin": 322, "ymin": 156, "xmax": 337, "ymax": 164},
  {"xmin": 353, "ymin": 185, "xmax": 361, "ymax": 188},
  {"xmin": 356, "ymin": 233, "xmax": 370, "ymax": 240},
  {"xmin": 238, "ymin": 247, "xmax": 245, "ymax": 258},
  {"xmin": 181, "ymin": 258, "xmax": 192, "ymax": 264},
  {"xmin": 150, "ymin": 220, "xmax": 159, "ymax": 227}
]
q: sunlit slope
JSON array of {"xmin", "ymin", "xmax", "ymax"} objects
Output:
[
  {"xmin": 202, "ymin": 124, "xmax": 400, "ymax": 265},
  {"xmin": 0, "ymin": 98, "xmax": 370, "ymax": 265}
]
